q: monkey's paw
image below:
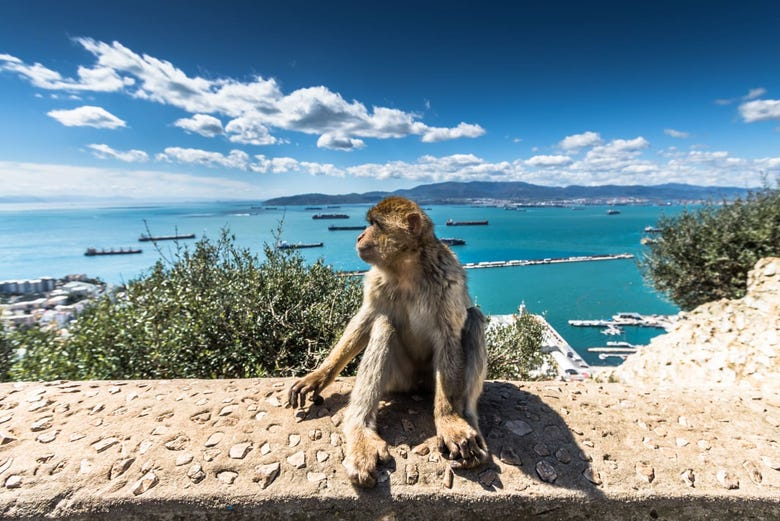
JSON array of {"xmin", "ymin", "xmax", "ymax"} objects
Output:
[
  {"xmin": 437, "ymin": 415, "xmax": 489, "ymax": 469},
  {"xmin": 343, "ymin": 429, "xmax": 392, "ymax": 488},
  {"xmin": 288, "ymin": 371, "xmax": 327, "ymax": 409}
]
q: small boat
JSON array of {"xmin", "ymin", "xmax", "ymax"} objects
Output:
[
  {"xmin": 138, "ymin": 233, "xmax": 196, "ymax": 242},
  {"xmin": 644, "ymin": 226, "xmax": 662, "ymax": 233},
  {"xmin": 446, "ymin": 219, "xmax": 488, "ymax": 226},
  {"xmin": 607, "ymin": 209, "xmax": 621, "ymax": 215},
  {"xmin": 85, "ymin": 247, "xmax": 142, "ymax": 256},
  {"xmin": 312, "ymin": 214, "xmax": 349, "ymax": 220},
  {"xmin": 276, "ymin": 241, "xmax": 324, "ymax": 250},
  {"xmin": 440, "ymin": 238, "xmax": 466, "ymax": 246},
  {"xmin": 328, "ymin": 225, "xmax": 366, "ymax": 231}
]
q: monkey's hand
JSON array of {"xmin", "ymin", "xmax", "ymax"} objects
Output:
[
  {"xmin": 343, "ymin": 427, "xmax": 392, "ymax": 488},
  {"xmin": 436, "ymin": 414, "xmax": 489, "ymax": 469},
  {"xmin": 288, "ymin": 370, "xmax": 328, "ymax": 409}
]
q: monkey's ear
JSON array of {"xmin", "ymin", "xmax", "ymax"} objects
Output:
[{"xmin": 406, "ymin": 212, "xmax": 422, "ymax": 235}]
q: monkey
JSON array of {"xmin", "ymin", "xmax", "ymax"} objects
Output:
[{"xmin": 289, "ymin": 196, "xmax": 489, "ymax": 487}]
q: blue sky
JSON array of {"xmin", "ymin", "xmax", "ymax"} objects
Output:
[{"xmin": 1, "ymin": 0, "xmax": 779, "ymax": 202}]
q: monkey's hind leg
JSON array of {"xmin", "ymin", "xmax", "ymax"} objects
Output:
[
  {"xmin": 435, "ymin": 306, "xmax": 489, "ymax": 469},
  {"xmin": 462, "ymin": 306, "xmax": 488, "ymax": 430},
  {"xmin": 342, "ymin": 316, "xmax": 396, "ymax": 488}
]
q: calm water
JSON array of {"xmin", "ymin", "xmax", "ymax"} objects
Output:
[{"xmin": 0, "ymin": 202, "xmax": 682, "ymax": 365}]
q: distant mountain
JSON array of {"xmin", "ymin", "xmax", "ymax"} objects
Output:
[{"xmin": 263, "ymin": 181, "xmax": 750, "ymax": 206}]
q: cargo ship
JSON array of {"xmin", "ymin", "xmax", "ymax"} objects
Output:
[
  {"xmin": 138, "ymin": 233, "xmax": 196, "ymax": 242},
  {"xmin": 85, "ymin": 247, "xmax": 142, "ymax": 256},
  {"xmin": 276, "ymin": 241, "xmax": 324, "ymax": 249},
  {"xmin": 328, "ymin": 225, "xmax": 366, "ymax": 231},
  {"xmin": 312, "ymin": 214, "xmax": 349, "ymax": 220},
  {"xmin": 446, "ymin": 219, "xmax": 488, "ymax": 226}
]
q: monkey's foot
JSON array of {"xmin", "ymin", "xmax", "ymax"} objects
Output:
[
  {"xmin": 436, "ymin": 414, "xmax": 489, "ymax": 469},
  {"xmin": 343, "ymin": 428, "xmax": 392, "ymax": 488}
]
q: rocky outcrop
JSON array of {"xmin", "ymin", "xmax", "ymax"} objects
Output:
[{"xmin": 610, "ymin": 257, "xmax": 779, "ymax": 391}]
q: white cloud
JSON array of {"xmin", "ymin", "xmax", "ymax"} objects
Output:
[
  {"xmin": 559, "ymin": 131, "xmax": 602, "ymax": 152},
  {"xmin": 0, "ymin": 161, "xmax": 257, "ymax": 201},
  {"xmin": 87, "ymin": 144, "xmax": 149, "ymax": 162},
  {"xmin": 2, "ymin": 38, "xmax": 483, "ymax": 150},
  {"xmin": 421, "ymin": 122, "xmax": 486, "ymax": 143},
  {"xmin": 0, "ymin": 52, "xmax": 132, "ymax": 92},
  {"xmin": 744, "ymin": 87, "xmax": 767, "ymax": 100},
  {"xmin": 525, "ymin": 155, "xmax": 572, "ymax": 167},
  {"xmin": 664, "ymin": 128, "xmax": 690, "ymax": 139},
  {"xmin": 739, "ymin": 99, "xmax": 780, "ymax": 123},
  {"xmin": 316, "ymin": 133, "xmax": 365, "ymax": 151},
  {"xmin": 174, "ymin": 114, "xmax": 224, "ymax": 137},
  {"xmin": 224, "ymin": 114, "xmax": 277, "ymax": 145},
  {"xmin": 156, "ymin": 147, "xmax": 250, "ymax": 169},
  {"xmin": 47, "ymin": 105, "xmax": 126, "ymax": 129}
]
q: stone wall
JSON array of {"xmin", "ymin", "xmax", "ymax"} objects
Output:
[
  {"xmin": 609, "ymin": 257, "xmax": 779, "ymax": 392},
  {"xmin": 1, "ymin": 377, "xmax": 778, "ymax": 520}
]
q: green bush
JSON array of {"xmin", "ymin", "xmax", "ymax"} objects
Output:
[
  {"xmin": 7, "ymin": 229, "xmax": 363, "ymax": 381},
  {"xmin": 486, "ymin": 310, "xmax": 555, "ymax": 380},
  {"xmin": 641, "ymin": 187, "xmax": 780, "ymax": 310}
]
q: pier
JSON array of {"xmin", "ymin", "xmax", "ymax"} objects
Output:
[
  {"xmin": 338, "ymin": 253, "xmax": 635, "ymax": 276},
  {"xmin": 462, "ymin": 252, "xmax": 633, "ymax": 270},
  {"xmin": 490, "ymin": 312, "xmax": 591, "ymax": 381}
]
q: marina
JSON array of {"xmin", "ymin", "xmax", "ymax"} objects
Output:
[{"xmin": 569, "ymin": 312, "xmax": 676, "ymax": 330}]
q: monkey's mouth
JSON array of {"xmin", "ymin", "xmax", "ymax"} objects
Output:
[{"xmin": 357, "ymin": 244, "xmax": 375, "ymax": 261}]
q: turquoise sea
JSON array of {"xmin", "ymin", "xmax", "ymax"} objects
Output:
[{"xmin": 0, "ymin": 201, "xmax": 682, "ymax": 366}]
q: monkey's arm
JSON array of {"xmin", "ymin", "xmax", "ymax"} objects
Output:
[{"xmin": 288, "ymin": 305, "xmax": 374, "ymax": 408}]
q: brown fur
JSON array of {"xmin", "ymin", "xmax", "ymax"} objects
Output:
[{"xmin": 288, "ymin": 196, "xmax": 488, "ymax": 487}]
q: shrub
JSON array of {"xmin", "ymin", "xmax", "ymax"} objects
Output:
[
  {"xmin": 641, "ymin": 187, "xmax": 780, "ymax": 310},
  {"xmin": 9, "ymin": 229, "xmax": 363, "ymax": 381},
  {"xmin": 486, "ymin": 310, "xmax": 555, "ymax": 380}
]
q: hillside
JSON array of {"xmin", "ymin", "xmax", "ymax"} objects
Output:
[{"xmin": 263, "ymin": 181, "xmax": 749, "ymax": 205}]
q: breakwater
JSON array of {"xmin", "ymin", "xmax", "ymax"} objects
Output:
[{"xmin": 462, "ymin": 252, "xmax": 633, "ymax": 270}]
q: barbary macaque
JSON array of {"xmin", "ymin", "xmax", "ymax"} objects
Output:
[{"xmin": 289, "ymin": 196, "xmax": 488, "ymax": 487}]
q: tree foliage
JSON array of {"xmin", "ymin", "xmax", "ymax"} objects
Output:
[
  {"xmin": 485, "ymin": 311, "xmax": 555, "ymax": 380},
  {"xmin": 641, "ymin": 187, "xmax": 780, "ymax": 310}
]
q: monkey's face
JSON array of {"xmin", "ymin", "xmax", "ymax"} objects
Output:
[{"xmin": 357, "ymin": 197, "xmax": 434, "ymax": 268}]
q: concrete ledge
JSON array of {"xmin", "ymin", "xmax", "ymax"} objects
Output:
[{"xmin": 1, "ymin": 378, "xmax": 779, "ymax": 520}]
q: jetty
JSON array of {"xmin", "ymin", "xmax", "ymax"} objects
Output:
[
  {"xmin": 328, "ymin": 225, "xmax": 366, "ymax": 231},
  {"xmin": 138, "ymin": 233, "xmax": 196, "ymax": 242},
  {"xmin": 312, "ymin": 213, "xmax": 349, "ymax": 220},
  {"xmin": 84, "ymin": 247, "xmax": 142, "ymax": 256},
  {"xmin": 276, "ymin": 241, "xmax": 324, "ymax": 250},
  {"xmin": 462, "ymin": 253, "xmax": 633, "ymax": 270},
  {"xmin": 446, "ymin": 219, "xmax": 488, "ymax": 226},
  {"xmin": 569, "ymin": 312, "xmax": 676, "ymax": 331}
]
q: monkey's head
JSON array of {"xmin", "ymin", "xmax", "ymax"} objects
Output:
[{"xmin": 357, "ymin": 196, "xmax": 435, "ymax": 268}]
